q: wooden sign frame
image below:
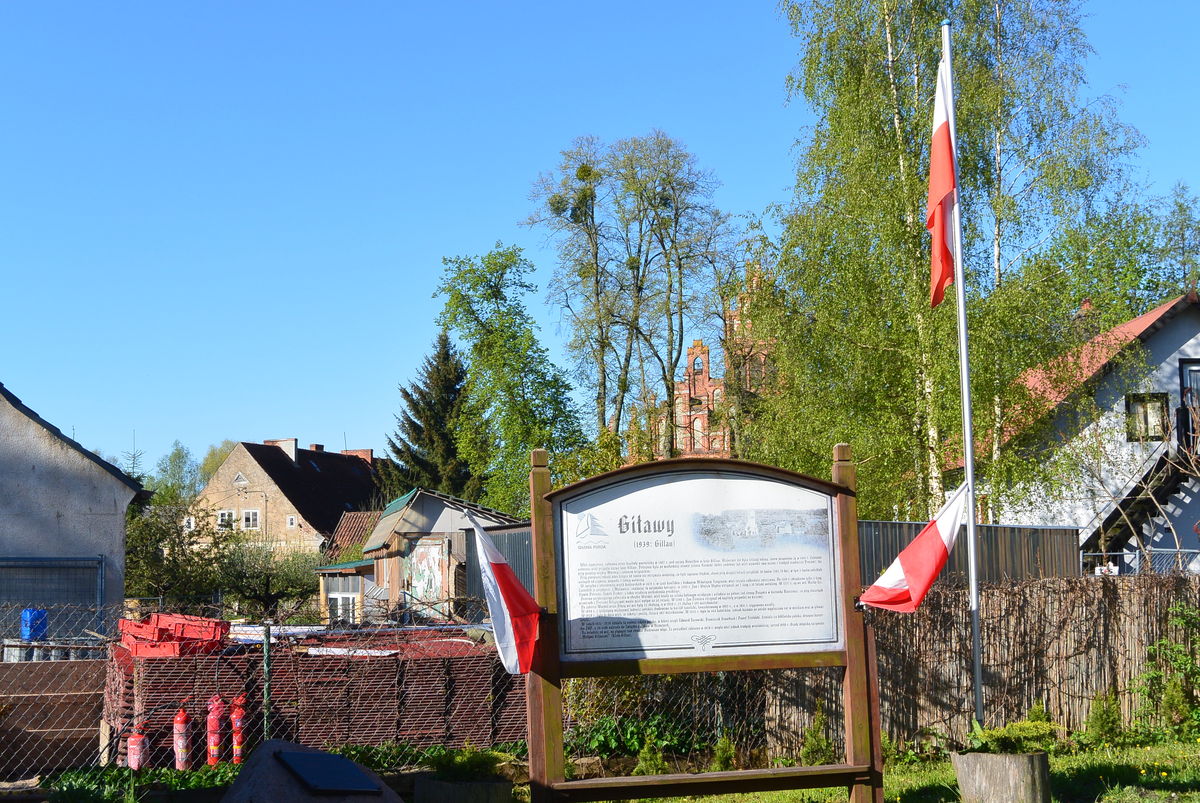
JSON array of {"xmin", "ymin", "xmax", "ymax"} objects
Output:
[{"xmin": 525, "ymin": 445, "xmax": 883, "ymax": 803}]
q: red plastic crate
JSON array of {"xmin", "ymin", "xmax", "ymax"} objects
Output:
[
  {"xmin": 147, "ymin": 613, "xmax": 230, "ymax": 641},
  {"xmin": 124, "ymin": 637, "xmax": 223, "ymax": 658},
  {"xmin": 117, "ymin": 618, "xmax": 171, "ymax": 641}
]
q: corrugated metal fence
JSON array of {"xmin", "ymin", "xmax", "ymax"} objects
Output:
[
  {"xmin": 858, "ymin": 522, "xmax": 1079, "ymax": 583},
  {"xmin": 464, "ymin": 526, "xmax": 534, "ymax": 599},
  {"xmin": 465, "ymin": 523, "xmax": 1082, "ymax": 592}
]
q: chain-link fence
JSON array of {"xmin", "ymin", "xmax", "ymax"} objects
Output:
[
  {"xmin": 0, "ymin": 599, "xmax": 843, "ymax": 782},
  {"xmin": 10, "ymin": 576, "xmax": 1195, "ymax": 782}
]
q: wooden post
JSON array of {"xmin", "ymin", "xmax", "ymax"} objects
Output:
[
  {"xmin": 832, "ymin": 444, "xmax": 883, "ymax": 803},
  {"xmin": 527, "ymin": 449, "xmax": 564, "ymax": 803}
]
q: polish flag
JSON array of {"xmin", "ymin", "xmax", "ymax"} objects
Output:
[
  {"xmin": 467, "ymin": 512, "xmax": 540, "ymax": 673},
  {"xmin": 927, "ymin": 53, "xmax": 959, "ymax": 308},
  {"xmin": 859, "ymin": 483, "xmax": 969, "ymax": 612}
]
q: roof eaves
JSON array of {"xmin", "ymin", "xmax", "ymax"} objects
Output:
[
  {"xmin": 315, "ymin": 558, "xmax": 375, "ymax": 572},
  {"xmin": 0, "ymin": 382, "xmax": 145, "ymax": 496}
]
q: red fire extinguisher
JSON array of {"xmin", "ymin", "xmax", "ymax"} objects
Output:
[
  {"xmin": 230, "ymin": 694, "xmax": 247, "ymax": 764},
  {"xmin": 173, "ymin": 705, "xmax": 192, "ymax": 770},
  {"xmin": 127, "ymin": 721, "xmax": 148, "ymax": 770},
  {"xmin": 206, "ymin": 694, "xmax": 225, "ymax": 765}
]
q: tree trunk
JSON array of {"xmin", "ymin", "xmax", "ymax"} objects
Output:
[{"xmin": 951, "ymin": 752, "xmax": 1050, "ymax": 803}]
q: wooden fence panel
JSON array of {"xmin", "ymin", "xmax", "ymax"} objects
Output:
[{"xmin": 0, "ymin": 659, "xmax": 105, "ymax": 777}]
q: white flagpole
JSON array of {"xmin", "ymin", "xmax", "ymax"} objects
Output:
[{"xmin": 941, "ymin": 20, "xmax": 984, "ymax": 725}]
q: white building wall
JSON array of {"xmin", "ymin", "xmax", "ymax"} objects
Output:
[
  {"xmin": 1002, "ymin": 306, "xmax": 1200, "ymax": 557},
  {"xmin": 0, "ymin": 397, "xmax": 138, "ymax": 605}
]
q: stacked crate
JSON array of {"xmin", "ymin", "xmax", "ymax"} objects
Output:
[{"xmin": 117, "ymin": 614, "xmax": 229, "ymax": 658}]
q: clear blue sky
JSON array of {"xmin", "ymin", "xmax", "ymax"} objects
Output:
[{"xmin": 1, "ymin": 2, "xmax": 1196, "ymax": 472}]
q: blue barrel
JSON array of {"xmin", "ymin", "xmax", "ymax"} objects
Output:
[{"xmin": 20, "ymin": 609, "xmax": 48, "ymax": 641}]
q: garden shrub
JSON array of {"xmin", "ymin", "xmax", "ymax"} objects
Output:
[
  {"xmin": 967, "ymin": 718, "xmax": 1061, "ymax": 753},
  {"xmin": 1027, "ymin": 700, "xmax": 1049, "ymax": 722},
  {"xmin": 799, "ymin": 702, "xmax": 836, "ymax": 766},
  {"xmin": 1080, "ymin": 690, "xmax": 1123, "ymax": 746},
  {"xmin": 421, "ymin": 743, "xmax": 507, "ymax": 782},
  {"xmin": 708, "ymin": 734, "xmax": 736, "ymax": 772},
  {"xmin": 1137, "ymin": 602, "xmax": 1200, "ymax": 739},
  {"xmin": 632, "ymin": 736, "xmax": 670, "ymax": 776}
]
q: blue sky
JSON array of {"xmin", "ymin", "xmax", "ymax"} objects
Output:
[{"xmin": 1, "ymin": 2, "xmax": 1196, "ymax": 472}]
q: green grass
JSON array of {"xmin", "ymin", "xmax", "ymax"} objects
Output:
[{"xmin": 629, "ymin": 742, "xmax": 1200, "ymax": 803}]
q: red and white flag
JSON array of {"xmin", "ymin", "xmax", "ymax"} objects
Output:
[
  {"xmin": 859, "ymin": 483, "xmax": 969, "ymax": 612},
  {"xmin": 468, "ymin": 513, "xmax": 540, "ymax": 674},
  {"xmin": 927, "ymin": 51, "xmax": 959, "ymax": 308}
]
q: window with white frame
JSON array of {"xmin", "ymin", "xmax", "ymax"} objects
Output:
[
  {"xmin": 287, "ymin": 515, "xmax": 297, "ymax": 529},
  {"xmin": 182, "ymin": 516, "xmax": 196, "ymax": 532},
  {"xmin": 1126, "ymin": 393, "xmax": 1169, "ymax": 441},
  {"xmin": 242, "ymin": 509, "xmax": 260, "ymax": 530},
  {"xmin": 325, "ymin": 574, "xmax": 361, "ymax": 623},
  {"xmin": 216, "ymin": 510, "xmax": 235, "ymax": 529}
]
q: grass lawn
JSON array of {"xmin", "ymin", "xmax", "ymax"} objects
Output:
[{"xmin": 629, "ymin": 742, "xmax": 1200, "ymax": 803}]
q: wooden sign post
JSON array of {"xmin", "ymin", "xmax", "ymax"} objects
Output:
[{"xmin": 526, "ymin": 445, "xmax": 883, "ymax": 802}]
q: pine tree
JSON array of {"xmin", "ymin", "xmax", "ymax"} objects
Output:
[{"xmin": 378, "ymin": 331, "xmax": 479, "ymax": 502}]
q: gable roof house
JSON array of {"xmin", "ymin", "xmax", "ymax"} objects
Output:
[
  {"xmin": 999, "ymin": 293, "xmax": 1200, "ymax": 573},
  {"xmin": 359, "ymin": 488, "xmax": 517, "ymax": 619},
  {"xmin": 0, "ymin": 382, "xmax": 146, "ymax": 612},
  {"xmin": 194, "ymin": 438, "xmax": 378, "ymax": 553}
]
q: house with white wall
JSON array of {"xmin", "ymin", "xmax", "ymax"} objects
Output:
[
  {"xmin": 1001, "ymin": 293, "xmax": 1200, "ymax": 572},
  {"xmin": 0, "ymin": 382, "xmax": 146, "ymax": 613}
]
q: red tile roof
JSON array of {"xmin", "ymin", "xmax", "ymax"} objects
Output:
[
  {"xmin": 1019, "ymin": 294, "xmax": 1194, "ymax": 409},
  {"xmin": 325, "ymin": 510, "xmax": 383, "ymax": 561},
  {"xmin": 945, "ymin": 293, "xmax": 1197, "ymax": 471}
]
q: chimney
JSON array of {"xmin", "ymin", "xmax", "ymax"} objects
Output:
[
  {"xmin": 309, "ymin": 444, "xmax": 325, "ymax": 452},
  {"xmin": 341, "ymin": 448, "xmax": 374, "ymax": 466},
  {"xmin": 264, "ymin": 438, "xmax": 298, "ymax": 462}
]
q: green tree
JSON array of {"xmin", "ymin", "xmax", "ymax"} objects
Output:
[
  {"xmin": 199, "ymin": 439, "xmax": 238, "ymax": 485},
  {"xmin": 149, "ymin": 440, "xmax": 201, "ymax": 506},
  {"xmin": 747, "ymin": 0, "xmax": 1159, "ymax": 517},
  {"xmin": 124, "ymin": 506, "xmax": 231, "ymax": 603},
  {"xmin": 376, "ymin": 331, "xmax": 479, "ymax": 502},
  {"xmin": 215, "ymin": 537, "xmax": 321, "ymax": 619},
  {"xmin": 126, "ymin": 442, "xmax": 224, "ymax": 602},
  {"xmin": 1158, "ymin": 182, "xmax": 1200, "ymax": 293},
  {"xmin": 529, "ymin": 131, "xmax": 737, "ymax": 454},
  {"xmin": 437, "ymin": 243, "xmax": 586, "ymax": 514}
]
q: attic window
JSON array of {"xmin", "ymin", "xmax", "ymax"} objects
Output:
[
  {"xmin": 232, "ymin": 472, "xmax": 249, "ymax": 487},
  {"xmin": 1126, "ymin": 393, "xmax": 1169, "ymax": 442}
]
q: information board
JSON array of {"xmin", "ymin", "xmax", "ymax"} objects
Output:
[{"xmin": 555, "ymin": 468, "xmax": 844, "ymax": 662}]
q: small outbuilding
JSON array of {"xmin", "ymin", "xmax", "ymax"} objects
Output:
[{"xmin": 360, "ymin": 489, "xmax": 517, "ymax": 619}]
